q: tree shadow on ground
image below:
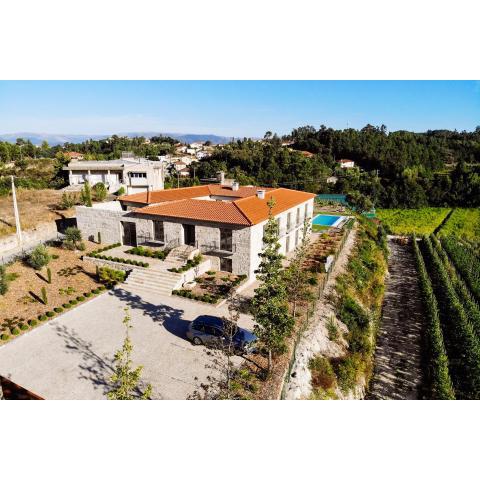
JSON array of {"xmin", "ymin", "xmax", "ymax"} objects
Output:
[
  {"xmin": 109, "ymin": 287, "xmax": 188, "ymax": 337},
  {"xmin": 54, "ymin": 323, "xmax": 114, "ymax": 395}
]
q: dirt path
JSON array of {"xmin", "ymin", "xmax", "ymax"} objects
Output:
[{"xmin": 367, "ymin": 238, "xmax": 424, "ymax": 400}]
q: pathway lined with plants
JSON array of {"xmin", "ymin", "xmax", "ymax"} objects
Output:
[{"xmin": 368, "ymin": 238, "xmax": 424, "ymax": 400}]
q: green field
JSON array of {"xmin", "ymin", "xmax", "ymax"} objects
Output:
[
  {"xmin": 376, "ymin": 208, "xmax": 451, "ymax": 236},
  {"xmin": 437, "ymin": 208, "xmax": 480, "ymax": 241}
]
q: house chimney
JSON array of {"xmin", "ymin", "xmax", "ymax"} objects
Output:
[
  {"xmin": 256, "ymin": 189, "xmax": 266, "ymax": 200},
  {"xmin": 217, "ymin": 171, "xmax": 225, "ymax": 185},
  {"xmin": 232, "ymin": 181, "xmax": 239, "ymax": 191}
]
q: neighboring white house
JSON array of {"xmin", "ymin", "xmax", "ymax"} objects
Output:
[
  {"xmin": 76, "ymin": 182, "xmax": 315, "ymax": 278},
  {"xmin": 63, "ymin": 154, "xmax": 165, "ymax": 194},
  {"xmin": 339, "ymin": 159, "xmax": 355, "ymax": 169}
]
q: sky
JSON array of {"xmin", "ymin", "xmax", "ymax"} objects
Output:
[{"xmin": 0, "ymin": 80, "xmax": 478, "ymax": 137}]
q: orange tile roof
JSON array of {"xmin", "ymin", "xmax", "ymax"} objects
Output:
[
  {"xmin": 135, "ymin": 199, "xmax": 251, "ymax": 226},
  {"xmin": 129, "ymin": 185, "xmax": 315, "ymax": 226},
  {"xmin": 234, "ymin": 188, "xmax": 316, "ymax": 225}
]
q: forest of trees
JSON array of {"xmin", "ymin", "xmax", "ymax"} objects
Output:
[
  {"xmin": 1, "ymin": 126, "xmax": 479, "ymax": 208},
  {"xmin": 196, "ymin": 125, "xmax": 480, "ymax": 208}
]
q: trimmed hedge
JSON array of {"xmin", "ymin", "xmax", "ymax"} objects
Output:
[
  {"xmin": 38, "ymin": 314, "xmax": 47, "ymax": 321},
  {"xmin": 46, "ymin": 311, "xmax": 55, "ymax": 317},
  {"xmin": 87, "ymin": 251, "xmax": 149, "ymax": 268},
  {"xmin": 54, "ymin": 307, "xmax": 64, "ymax": 313},
  {"xmin": 19, "ymin": 323, "xmax": 29, "ymax": 331},
  {"xmin": 28, "ymin": 319, "xmax": 38, "ymax": 327},
  {"xmin": 88, "ymin": 243, "xmax": 121, "ymax": 256},
  {"xmin": 1, "ymin": 333, "xmax": 9, "ymax": 341},
  {"xmin": 126, "ymin": 246, "xmax": 168, "ymax": 260},
  {"xmin": 11, "ymin": 327, "xmax": 20, "ymax": 335},
  {"xmin": 172, "ymin": 289, "xmax": 220, "ymax": 304}
]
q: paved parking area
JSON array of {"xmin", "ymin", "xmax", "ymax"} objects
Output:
[{"xmin": 0, "ymin": 287, "xmax": 254, "ymax": 399}]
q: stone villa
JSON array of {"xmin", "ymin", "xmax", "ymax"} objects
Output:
[
  {"xmin": 63, "ymin": 152, "xmax": 165, "ymax": 194},
  {"xmin": 76, "ymin": 182, "xmax": 315, "ymax": 277}
]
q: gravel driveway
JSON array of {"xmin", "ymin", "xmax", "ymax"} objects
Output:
[{"xmin": 0, "ymin": 287, "xmax": 254, "ymax": 399}]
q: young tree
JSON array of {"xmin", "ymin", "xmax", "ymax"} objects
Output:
[
  {"xmin": 190, "ymin": 293, "xmax": 253, "ymax": 399},
  {"xmin": 108, "ymin": 307, "xmax": 152, "ymax": 400},
  {"xmin": 63, "ymin": 226, "xmax": 83, "ymax": 250},
  {"xmin": 0, "ymin": 265, "xmax": 9, "ymax": 296},
  {"xmin": 80, "ymin": 180, "xmax": 93, "ymax": 207},
  {"xmin": 252, "ymin": 198, "xmax": 294, "ymax": 373},
  {"xmin": 284, "ymin": 218, "xmax": 313, "ymax": 320}
]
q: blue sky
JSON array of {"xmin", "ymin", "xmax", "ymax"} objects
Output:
[{"xmin": 0, "ymin": 81, "xmax": 478, "ymax": 137}]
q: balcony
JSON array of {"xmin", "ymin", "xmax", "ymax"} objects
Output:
[{"xmin": 200, "ymin": 241, "xmax": 236, "ymax": 255}]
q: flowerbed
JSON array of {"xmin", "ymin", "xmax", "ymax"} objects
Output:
[
  {"xmin": 0, "ymin": 285, "xmax": 107, "ymax": 343},
  {"xmin": 87, "ymin": 252, "xmax": 149, "ymax": 268},
  {"xmin": 168, "ymin": 254, "xmax": 202, "ymax": 273},
  {"xmin": 173, "ymin": 271, "xmax": 248, "ymax": 304}
]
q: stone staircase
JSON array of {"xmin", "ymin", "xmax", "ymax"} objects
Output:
[
  {"xmin": 122, "ymin": 268, "xmax": 182, "ymax": 296},
  {"xmin": 165, "ymin": 245, "xmax": 199, "ymax": 267}
]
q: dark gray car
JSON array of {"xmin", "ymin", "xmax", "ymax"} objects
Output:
[{"xmin": 186, "ymin": 315, "xmax": 257, "ymax": 354}]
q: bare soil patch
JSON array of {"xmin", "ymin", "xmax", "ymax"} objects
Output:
[
  {"xmin": 0, "ymin": 189, "xmax": 75, "ymax": 238},
  {"xmin": 0, "ymin": 241, "xmax": 104, "ymax": 338}
]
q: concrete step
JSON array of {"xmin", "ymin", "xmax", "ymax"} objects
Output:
[{"xmin": 121, "ymin": 283, "xmax": 172, "ymax": 296}]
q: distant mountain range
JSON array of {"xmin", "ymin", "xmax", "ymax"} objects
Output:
[{"xmin": 0, "ymin": 132, "xmax": 236, "ymax": 146}]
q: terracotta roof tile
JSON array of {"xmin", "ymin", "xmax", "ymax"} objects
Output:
[
  {"xmin": 122, "ymin": 184, "xmax": 315, "ymax": 226},
  {"xmin": 135, "ymin": 199, "xmax": 251, "ymax": 226},
  {"xmin": 234, "ymin": 188, "xmax": 316, "ymax": 225}
]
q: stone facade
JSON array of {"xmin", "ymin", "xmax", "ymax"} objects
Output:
[{"xmin": 75, "ymin": 197, "xmax": 315, "ymax": 278}]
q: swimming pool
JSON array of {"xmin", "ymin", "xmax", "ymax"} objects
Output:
[{"xmin": 312, "ymin": 214, "xmax": 344, "ymax": 227}]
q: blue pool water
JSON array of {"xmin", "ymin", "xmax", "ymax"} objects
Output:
[{"xmin": 312, "ymin": 214, "xmax": 343, "ymax": 227}]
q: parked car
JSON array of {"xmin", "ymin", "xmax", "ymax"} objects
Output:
[{"xmin": 186, "ymin": 315, "xmax": 257, "ymax": 354}]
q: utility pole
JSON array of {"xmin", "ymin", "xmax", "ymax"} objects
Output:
[{"xmin": 11, "ymin": 176, "xmax": 23, "ymax": 247}]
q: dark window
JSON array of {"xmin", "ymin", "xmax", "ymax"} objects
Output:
[
  {"xmin": 286, "ymin": 235, "xmax": 290, "ymax": 252},
  {"xmin": 287, "ymin": 212, "xmax": 292, "ymax": 230},
  {"xmin": 296, "ymin": 208, "xmax": 300, "ymax": 225},
  {"xmin": 220, "ymin": 228, "xmax": 233, "ymax": 252},
  {"xmin": 220, "ymin": 257, "xmax": 233, "ymax": 273},
  {"xmin": 304, "ymin": 203, "xmax": 308, "ymax": 220},
  {"xmin": 192, "ymin": 322, "xmax": 204, "ymax": 332},
  {"xmin": 153, "ymin": 221, "xmax": 164, "ymax": 242},
  {"xmin": 204, "ymin": 325, "xmax": 218, "ymax": 336}
]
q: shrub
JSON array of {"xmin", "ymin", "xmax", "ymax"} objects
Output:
[
  {"xmin": 46, "ymin": 311, "xmax": 55, "ymax": 317},
  {"xmin": 63, "ymin": 303, "xmax": 71, "ymax": 309},
  {"xmin": 308, "ymin": 276, "xmax": 318, "ymax": 286},
  {"xmin": 54, "ymin": 307, "xmax": 64, "ymax": 313},
  {"xmin": 28, "ymin": 319, "xmax": 38, "ymax": 327},
  {"xmin": 46, "ymin": 267, "xmax": 52, "ymax": 284},
  {"xmin": 69, "ymin": 299, "xmax": 78, "ymax": 305},
  {"xmin": 92, "ymin": 288, "xmax": 100, "ymax": 294},
  {"xmin": 19, "ymin": 323, "xmax": 29, "ymax": 331},
  {"xmin": 11, "ymin": 327, "xmax": 20, "ymax": 335},
  {"xmin": 206, "ymin": 270, "xmax": 215, "ymax": 276},
  {"xmin": 59, "ymin": 191, "xmax": 78, "ymax": 209},
  {"xmin": 85, "ymin": 292, "xmax": 92, "ymax": 297},
  {"xmin": 51, "ymin": 254, "xmax": 59, "ymax": 259},
  {"xmin": 309, "ymin": 356, "xmax": 336, "ymax": 390},
  {"xmin": 116, "ymin": 186, "xmax": 126, "ymax": 196},
  {"xmin": 77, "ymin": 296, "xmax": 85, "ymax": 302},
  {"xmin": 28, "ymin": 245, "xmax": 51, "ymax": 270},
  {"xmin": 38, "ymin": 314, "xmax": 47, "ymax": 321},
  {"xmin": 78, "ymin": 241, "xmax": 86, "ymax": 251},
  {"xmin": 1, "ymin": 333, "xmax": 10, "ymax": 341},
  {"xmin": 326, "ymin": 316, "xmax": 340, "ymax": 342},
  {"xmin": 98, "ymin": 285, "xmax": 106, "ymax": 291},
  {"xmin": 93, "ymin": 182, "xmax": 107, "ymax": 202},
  {"xmin": 80, "ymin": 181, "xmax": 93, "ymax": 207},
  {"xmin": 334, "ymin": 354, "xmax": 364, "ymax": 394},
  {"xmin": 98, "ymin": 267, "xmax": 126, "ymax": 287}
]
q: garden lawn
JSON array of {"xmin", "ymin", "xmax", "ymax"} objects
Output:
[
  {"xmin": 0, "ymin": 240, "xmax": 104, "ymax": 340},
  {"xmin": 377, "ymin": 208, "xmax": 451, "ymax": 236},
  {"xmin": 437, "ymin": 208, "xmax": 480, "ymax": 241}
]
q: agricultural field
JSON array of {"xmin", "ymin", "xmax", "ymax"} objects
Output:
[
  {"xmin": 376, "ymin": 208, "xmax": 451, "ymax": 236},
  {"xmin": 414, "ymin": 234, "xmax": 480, "ymax": 399},
  {"xmin": 437, "ymin": 208, "xmax": 480, "ymax": 241}
]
